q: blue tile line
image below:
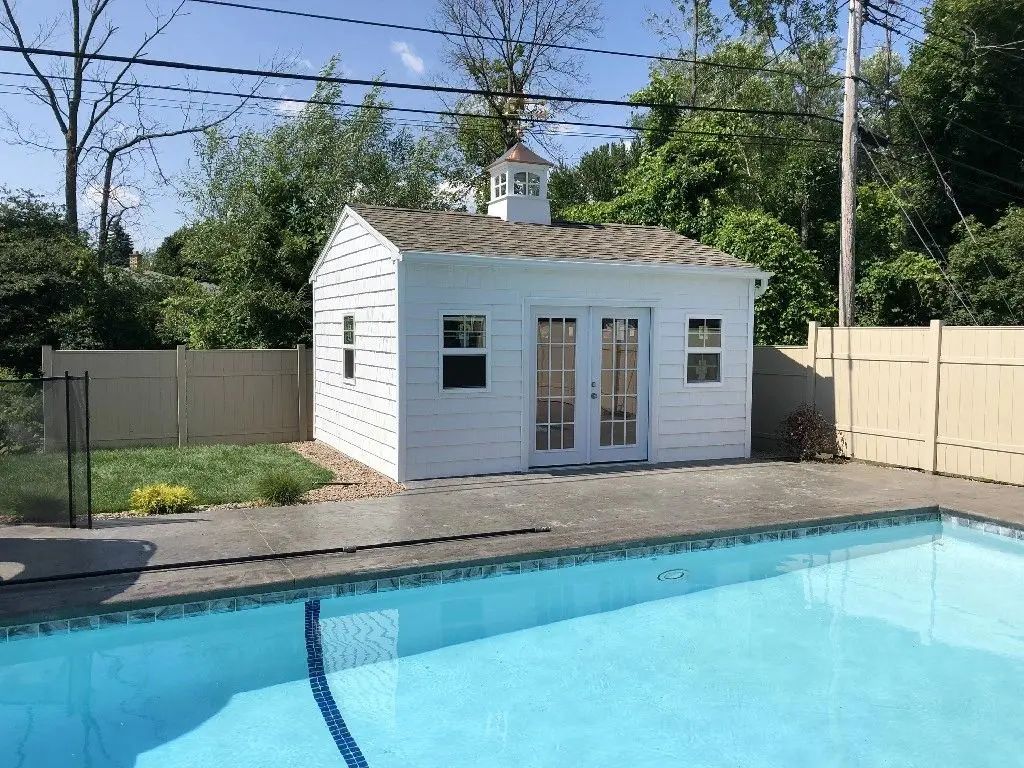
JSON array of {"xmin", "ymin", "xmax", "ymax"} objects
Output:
[{"xmin": 304, "ymin": 599, "xmax": 370, "ymax": 768}]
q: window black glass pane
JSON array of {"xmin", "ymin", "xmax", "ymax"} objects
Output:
[
  {"xmin": 344, "ymin": 348, "xmax": 355, "ymax": 379},
  {"xmin": 443, "ymin": 316, "xmax": 486, "ymax": 348},
  {"xmin": 442, "ymin": 354, "xmax": 487, "ymax": 389}
]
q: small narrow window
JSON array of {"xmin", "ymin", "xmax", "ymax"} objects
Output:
[
  {"xmin": 513, "ymin": 171, "xmax": 528, "ymax": 195},
  {"xmin": 441, "ymin": 314, "xmax": 488, "ymax": 390},
  {"xmin": 527, "ymin": 172, "xmax": 541, "ymax": 196},
  {"xmin": 343, "ymin": 315, "xmax": 355, "ymax": 381},
  {"xmin": 685, "ymin": 318, "xmax": 722, "ymax": 384},
  {"xmin": 497, "ymin": 171, "xmax": 507, "ymax": 197}
]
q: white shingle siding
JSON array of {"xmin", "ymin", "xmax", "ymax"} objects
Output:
[
  {"xmin": 312, "ymin": 206, "xmax": 763, "ymax": 483},
  {"xmin": 312, "ymin": 216, "xmax": 399, "ymax": 478},
  {"xmin": 398, "ymin": 258, "xmax": 755, "ymax": 481}
]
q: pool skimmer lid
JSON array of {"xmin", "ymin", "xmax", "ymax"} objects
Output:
[{"xmin": 657, "ymin": 568, "xmax": 689, "ymax": 581}]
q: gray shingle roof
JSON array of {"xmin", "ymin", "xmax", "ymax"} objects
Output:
[{"xmin": 350, "ymin": 205, "xmax": 754, "ymax": 270}]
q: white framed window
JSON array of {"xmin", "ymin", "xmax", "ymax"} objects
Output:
[
  {"xmin": 513, "ymin": 171, "xmax": 528, "ymax": 196},
  {"xmin": 527, "ymin": 171, "xmax": 541, "ymax": 196},
  {"xmin": 440, "ymin": 313, "xmax": 489, "ymax": 391},
  {"xmin": 493, "ymin": 171, "xmax": 507, "ymax": 199},
  {"xmin": 685, "ymin": 317, "xmax": 722, "ymax": 385},
  {"xmin": 342, "ymin": 314, "xmax": 355, "ymax": 382}
]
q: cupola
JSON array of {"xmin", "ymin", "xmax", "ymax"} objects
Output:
[{"xmin": 486, "ymin": 142, "xmax": 553, "ymax": 225}]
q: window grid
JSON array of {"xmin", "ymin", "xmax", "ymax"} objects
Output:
[
  {"xmin": 492, "ymin": 171, "xmax": 507, "ymax": 199},
  {"xmin": 342, "ymin": 315, "xmax": 355, "ymax": 381},
  {"xmin": 441, "ymin": 314, "xmax": 488, "ymax": 390},
  {"xmin": 599, "ymin": 317, "xmax": 639, "ymax": 447},
  {"xmin": 686, "ymin": 318, "xmax": 723, "ymax": 384},
  {"xmin": 535, "ymin": 317, "xmax": 576, "ymax": 451}
]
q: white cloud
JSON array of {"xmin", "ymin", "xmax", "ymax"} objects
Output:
[
  {"xmin": 82, "ymin": 183, "xmax": 139, "ymax": 212},
  {"xmin": 390, "ymin": 41, "xmax": 424, "ymax": 75},
  {"xmin": 276, "ymin": 99, "xmax": 306, "ymax": 116},
  {"xmin": 547, "ymin": 122, "xmax": 583, "ymax": 135}
]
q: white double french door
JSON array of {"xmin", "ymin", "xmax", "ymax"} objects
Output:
[{"xmin": 530, "ymin": 306, "xmax": 650, "ymax": 468}]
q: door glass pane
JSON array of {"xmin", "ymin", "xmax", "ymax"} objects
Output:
[
  {"xmin": 599, "ymin": 316, "xmax": 640, "ymax": 447},
  {"xmin": 536, "ymin": 317, "xmax": 576, "ymax": 451}
]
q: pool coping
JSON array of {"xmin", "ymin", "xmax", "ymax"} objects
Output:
[{"xmin": 2, "ymin": 505, "xmax": 1021, "ymax": 643}]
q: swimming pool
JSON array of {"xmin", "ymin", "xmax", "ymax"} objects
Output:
[{"xmin": 1, "ymin": 514, "xmax": 1022, "ymax": 767}]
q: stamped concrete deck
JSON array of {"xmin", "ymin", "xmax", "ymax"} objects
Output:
[{"xmin": 1, "ymin": 459, "xmax": 1022, "ymax": 625}]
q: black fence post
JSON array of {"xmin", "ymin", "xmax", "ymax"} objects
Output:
[
  {"xmin": 64, "ymin": 370, "xmax": 75, "ymax": 528},
  {"xmin": 85, "ymin": 371, "xmax": 93, "ymax": 529}
]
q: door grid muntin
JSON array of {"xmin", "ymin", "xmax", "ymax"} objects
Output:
[
  {"xmin": 598, "ymin": 317, "xmax": 640, "ymax": 447},
  {"xmin": 535, "ymin": 317, "xmax": 577, "ymax": 451}
]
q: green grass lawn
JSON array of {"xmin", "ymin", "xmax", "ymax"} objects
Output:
[{"xmin": 90, "ymin": 444, "xmax": 333, "ymax": 513}]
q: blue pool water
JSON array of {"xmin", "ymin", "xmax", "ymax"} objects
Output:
[{"xmin": 2, "ymin": 520, "xmax": 1023, "ymax": 767}]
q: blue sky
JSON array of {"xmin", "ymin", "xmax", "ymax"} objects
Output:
[{"xmin": 0, "ymin": 0, "xmax": 907, "ymax": 249}]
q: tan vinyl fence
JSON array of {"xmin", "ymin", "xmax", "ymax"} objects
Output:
[
  {"xmin": 752, "ymin": 322, "xmax": 1024, "ymax": 486},
  {"xmin": 43, "ymin": 346, "xmax": 313, "ymax": 449}
]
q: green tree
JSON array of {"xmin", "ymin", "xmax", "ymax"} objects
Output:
[
  {"xmin": 0, "ymin": 191, "xmax": 93, "ymax": 373},
  {"xmin": 102, "ymin": 218, "xmax": 134, "ymax": 268},
  {"xmin": 175, "ymin": 64, "xmax": 463, "ymax": 348},
  {"xmin": 711, "ymin": 207, "xmax": 834, "ymax": 344},
  {"xmin": 944, "ymin": 208, "xmax": 1024, "ymax": 325},
  {"xmin": 150, "ymin": 224, "xmax": 216, "ymax": 283},
  {"xmin": 562, "ymin": 118, "xmax": 743, "ymax": 237},
  {"xmin": 895, "ymin": 0, "xmax": 1024, "ymax": 240},
  {"xmin": 435, "ymin": 0, "xmax": 603, "ymax": 206},
  {"xmin": 850, "ymin": 182, "xmax": 946, "ymax": 326},
  {"xmin": 548, "ymin": 141, "xmax": 642, "ymax": 218}
]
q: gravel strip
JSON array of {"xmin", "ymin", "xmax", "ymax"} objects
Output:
[{"xmin": 285, "ymin": 440, "xmax": 405, "ymax": 503}]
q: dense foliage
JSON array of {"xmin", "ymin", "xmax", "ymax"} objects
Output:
[
  {"xmin": 7, "ymin": 0, "xmax": 1024, "ymax": 357},
  {"xmin": 162, "ymin": 66, "xmax": 465, "ymax": 348}
]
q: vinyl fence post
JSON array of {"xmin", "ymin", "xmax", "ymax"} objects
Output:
[
  {"xmin": 805, "ymin": 321, "xmax": 819, "ymax": 407},
  {"xmin": 84, "ymin": 371, "xmax": 93, "ymax": 529},
  {"xmin": 924, "ymin": 320, "xmax": 943, "ymax": 474},
  {"xmin": 65, "ymin": 371, "xmax": 75, "ymax": 528},
  {"xmin": 41, "ymin": 345, "xmax": 54, "ymax": 450},
  {"xmin": 296, "ymin": 343, "xmax": 309, "ymax": 441},
  {"xmin": 176, "ymin": 345, "xmax": 188, "ymax": 448}
]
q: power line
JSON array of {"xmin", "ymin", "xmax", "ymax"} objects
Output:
[
  {"xmin": 901, "ymin": 103, "xmax": 1019, "ymax": 322},
  {"xmin": 864, "ymin": 147, "xmax": 980, "ymax": 323},
  {"xmin": 0, "ymin": 44, "xmax": 845, "ymax": 124},
  {"xmin": 891, "ymin": 0, "xmax": 1024, "ymax": 59},
  {"xmin": 185, "ymin": 0, "xmax": 844, "ymax": 80},
  {"xmin": 868, "ymin": 6, "xmax": 1024, "ymax": 65},
  {"xmin": 0, "ymin": 69, "xmax": 843, "ymax": 146}
]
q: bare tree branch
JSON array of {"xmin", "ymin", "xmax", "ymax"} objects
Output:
[{"xmin": 0, "ymin": 0, "xmax": 69, "ymax": 134}]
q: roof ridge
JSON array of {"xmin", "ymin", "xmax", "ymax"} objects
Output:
[
  {"xmin": 347, "ymin": 204, "xmax": 752, "ymax": 269},
  {"xmin": 353, "ymin": 205, "xmax": 686, "ymax": 236}
]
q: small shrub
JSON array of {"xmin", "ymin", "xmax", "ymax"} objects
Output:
[
  {"xmin": 257, "ymin": 470, "xmax": 305, "ymax": 505},
  {"xmin": 129, "ymin": 484, "xmax": 197, "ymax": 515},
  {"xmin": 777, "ymin": 403, "xmax": 846, "ymax": 461}
]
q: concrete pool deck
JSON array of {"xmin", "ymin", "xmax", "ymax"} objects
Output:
[{"xmin": 1, "ymin": 459, "xmax": 1023, "ymax": 626}]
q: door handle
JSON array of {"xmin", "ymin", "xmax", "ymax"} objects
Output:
[{"xmin": 590, "ymin": 392, "xmax": 598, "ymax": 399}]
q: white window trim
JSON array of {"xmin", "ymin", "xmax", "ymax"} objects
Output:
[
  {"xmin": 492, "ymin": 170, "xmax": 508, "ymax": 201},
  {"xmin": 684, "ymin": 314, "xmax": 724, "ymax": 387},
  {"xmin": 527, "ymin": 171, "xmax": 541, "ymax": 196},
  {"xmin": 342, "ymin": 314, "xmax": 356, "ymax": 385},
  {"xmin": 438, "ymin": 310, "xmax": 491, "ymax": 394}
]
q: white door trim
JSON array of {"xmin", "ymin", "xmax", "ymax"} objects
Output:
[
  {"xmin": 524, "ymin": 303, "xmax": 653, "ymax": 469},
  {"xmin": 527, "ymin": 307, "xmax": 589, "ymax": 468}
]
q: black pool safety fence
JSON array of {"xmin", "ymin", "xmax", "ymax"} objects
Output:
[{"xmin": 0, "ymin": 373, "xmax": 92, "ymax": 529}]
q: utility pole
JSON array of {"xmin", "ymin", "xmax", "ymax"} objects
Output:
[{"xmin": 839, "ymin": 0, "xmax": 864, "ymax": 327}]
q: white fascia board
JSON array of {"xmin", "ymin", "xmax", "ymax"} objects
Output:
[
  {"xmin": 308, "ymin": 206, "xmax": 402, "ymax": 283},
  {"xmin": 400, "ymin": 249, "xmax": 772, "ymax": 282}
]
